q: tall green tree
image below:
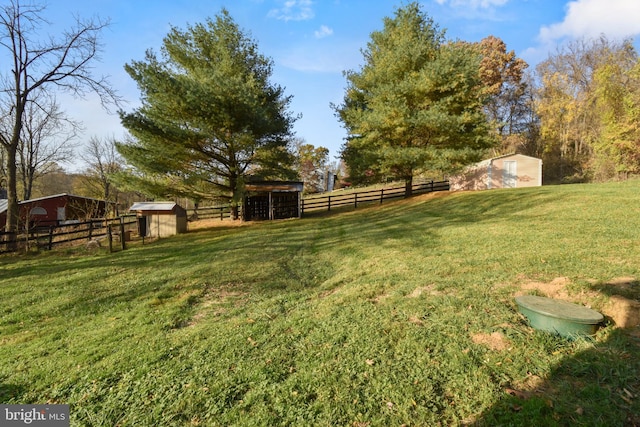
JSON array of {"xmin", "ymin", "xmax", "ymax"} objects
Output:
[
  {"xmin": 535, "ymin": 36, "xmax": 637, "ymax": 182},
  {"xmin": 293, "ymin": 139, "xmax": 329, "ymax": 193},
  {"xmin": 334, "ymin": 2, "xmax": 494, "ymax": 194},
  {"xmin": 117, "ymin": 10, "xmax": 298, "ymax": 218},
  {"xmin": 476, "ymin": 35, "xmax": 531, "ymax": 153},
  {"xmin": 592, "ymin": 50, "xmax": 640, "ymax": 180}
]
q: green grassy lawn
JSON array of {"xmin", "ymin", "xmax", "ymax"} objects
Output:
[{"xmin": 1, "ymin": 181, "xmax": 639, "ymax": 426}]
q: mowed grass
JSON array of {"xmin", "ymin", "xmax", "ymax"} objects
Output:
[{"xmin": 1, "ymin": 181, "xmax": 639, "ymax": 426}]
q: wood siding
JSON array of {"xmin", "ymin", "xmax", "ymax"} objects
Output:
[{"xmin": 450, "ymin": 154, "xmax": 542, "ymax": 191}]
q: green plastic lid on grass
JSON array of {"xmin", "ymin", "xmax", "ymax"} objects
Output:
[{"xmin": 515, "ymin": 295, "xmax": 604, "ymax": 338}]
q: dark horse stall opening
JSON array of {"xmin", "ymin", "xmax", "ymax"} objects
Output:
[{"xmin": 243, "ymin": 181, "xmax": 303, "ymax": 221}]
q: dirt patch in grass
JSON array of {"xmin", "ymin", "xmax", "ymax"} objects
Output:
[
  {"xmin": 188, "ymin": 285, "xmax": 249, "ymax": 326},
  {"xmin": 188, "ymin": 218, "xmax": 249, "ymax": 230},
  {"xmin": 471, "ymin": 331, "xmax": 511, "ymax": 351},
  {"xmin": 515, "ymin": 276, "xmax": 640, "ymax": 329},
  {"xmin": 407, "ymin": 285, "xmax": 443, "ymax": 298}
]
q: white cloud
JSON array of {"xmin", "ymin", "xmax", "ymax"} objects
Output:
[
  {"xmin": 267, "ymin": 0, "xmax": 315, "ymax": 22},
  {"xmin": 435, "ymin": 0, "xmax": 509, "ymax": 8},
  {"xmin": 314, "ymin": 25, "xmax": 333, "ymax": 39},
  {"xmin": 539, "ymin": 0, "xmax": 640, "ymax": 43}
]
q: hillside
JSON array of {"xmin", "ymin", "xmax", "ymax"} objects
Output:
[{"xmin": 1, "ymin": 182, "xmax": 639, "ymax": 426}]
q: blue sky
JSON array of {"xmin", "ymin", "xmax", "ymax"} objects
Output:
[{"xmin": 42, "ymin": 0, "xmax": 640, "ymax": 170}]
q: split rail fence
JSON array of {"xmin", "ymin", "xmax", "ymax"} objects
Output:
[
  {"xmin": 301, "ymin": 179, "xmax": 449, "ymax": 214},
  {"xmin": 0, "ymin": 180, "xmax": 449, "ymax": 253},
  {"xmin": 184, "ymin": 180, "xmax": 450, "ymax": 220},
  {"xmin": 0, "ymin": 215, "xmax": 137, "ymax": 254}
]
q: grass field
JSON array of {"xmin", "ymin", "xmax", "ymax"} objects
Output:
[{"xmin": 1, "ymin": 181, "xmax": 639, "ymax": 426}]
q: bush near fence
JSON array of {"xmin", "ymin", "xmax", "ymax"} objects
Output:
[{"xmin": 0, "ymin": 215, "xmax": 137, "ymax": 254}]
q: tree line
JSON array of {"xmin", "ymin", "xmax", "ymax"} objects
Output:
[{"xmin": 2, "ymin": 1, "xmax": 640, "ymax": 235}]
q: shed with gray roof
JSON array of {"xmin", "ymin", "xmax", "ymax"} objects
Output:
[{"xmin": 129, "ymin": 202, "xmax": 187, "ymax": 238}]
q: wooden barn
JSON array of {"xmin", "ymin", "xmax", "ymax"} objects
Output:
[
  {"xmin": 450, "ymin": 154, "xmax": 543, "ymax": 191},
  {"xmin": 0, "ymin": 193, "xmax": 109, "ymax": 229},
  {"xmin": 243, "ymin": 181, "xmax": 303, "ymax": 221},
  {"xmin": 129, "ymin": 202, "xmax": 187, "ymax": 238}
]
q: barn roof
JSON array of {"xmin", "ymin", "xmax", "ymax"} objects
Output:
[{"xmin": 0, "ymin": 193, "xmax": 107, "ymax": 215}]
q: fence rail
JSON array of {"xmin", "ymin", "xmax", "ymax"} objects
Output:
[
  {"xmin": 0, "ymin": 180, "xmax": 449, "ymax": 253},
  {"xmin": 186, "ymin": 205, "xmax": 233, "ymax": 221},
  {"xmin": 301, "ymin": 180, "xmax": 449, "ymax": 214},
  {"xmin": 184, "ymin": 180, "xmax": 450, "ymax": 220},
  {"xmin": 0, "ymin": 215, "xmax": 137, "ymax": 254}
]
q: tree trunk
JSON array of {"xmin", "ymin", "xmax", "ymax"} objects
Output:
[
  {"xmin": 404, "ymin": 175, "xmax": 413, "ymax": 198},
  {"xmin": 5, "ymin": 143, "xmax": 19, "ymax": 247},
  {"xmin": 229, "ymin": 173, "xmax": 240, "ymax": 220}
]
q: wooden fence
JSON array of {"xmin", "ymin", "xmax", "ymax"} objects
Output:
[
  {"xmin": 0, "ymin": 215, "xmax": 138, "ymax": 254},
  {"xmin": 186, "ymin": 205, "xmax": 233, "ymax": 221},
  {"xmin": 0, "ymin": 180, "xmax": 449, "ymax": 253},
  {"xmin": 184, "ymin": 180, "xmax": 450, "ymax": 220},
  {"xmin": 301, "ymin": 179, "xmax": 450, "ymax": 214}
]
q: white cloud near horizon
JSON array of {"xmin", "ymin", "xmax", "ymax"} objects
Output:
[
  {"xmin": 267, "ymin": 0, "xmax": 315, "ymax": 22},
  {"xmin": 539, "ymin": 0, "xmax": 640, "ymax": 43},
  {"xmin": 314, "ymin": 25, "xmax": 333, "ymax": 39}
]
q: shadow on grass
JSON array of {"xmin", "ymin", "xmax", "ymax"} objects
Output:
[
  {"xmin": 0, "ymin": 381, "xmax": 24, "ymax": 402},
  {"xmin": 0, "ymin": 187, "xmax": 567, "ymax": 312},
  {"xmin": 0, "ymin": 186, "xmax": 581, "ymax": 329},
  {"xmin": 475, "ymin": 277, "xmax": 640, "ymax": 426},
  {"xmin": 474, "ymin": 327, "xmax": 640, "ymax": 426},
  {"xmin": 303, "ymin": 187, "xmax": 564, "ymax": 226}
]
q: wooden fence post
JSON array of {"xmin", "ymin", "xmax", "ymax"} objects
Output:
[
  {"xmin": 120, "ymin": 217, "xmax": 126, "ymax": 251},
  {"xmin": 88, "ymin": 220, "xmax": 93, "ymax": 240},
  {"xmin": 380, "ymin": 189, "xmax": 384, "ymax": 204},
  {"xmin": 328, "ymin": 195, "xmax": 331, "ymax": 212},
  {"xmin": 48, "ymin": 226, "xmax": 54, "ymax": 250},
  {"xmin": 354, "ymin": 193, "xmax": 358, "ymax": 209},
  {"xmin": 107, "ymin": 224, "xmax": 113, "ymax": 253}
]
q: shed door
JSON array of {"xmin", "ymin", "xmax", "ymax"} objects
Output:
[{"xmin": 503, "ymin": 161, "xmax": 517, "ymax": 188}]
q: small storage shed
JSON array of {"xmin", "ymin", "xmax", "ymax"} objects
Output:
[
  {"xmin": 450, "ymin": 153, "xmax": 543, "ymax": 191},
  {"xmin": 243, "ymin": 181, "xmax": 303, "ymax": 221},
  {"xmin": 0, "ymin": 193, "xmax": 109, "ymax": 229},
  {"xmin": 129, "ymin": 202, "xmax": 187, "ymax": 238}
]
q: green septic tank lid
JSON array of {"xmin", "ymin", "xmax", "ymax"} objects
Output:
[{"xmin": 515, "ymin": 295, "xmax": 603, "ymax": 324}]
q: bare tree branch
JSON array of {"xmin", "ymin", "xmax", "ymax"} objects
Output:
[{"xmin": 0, "ymin": 0, "xmax": 120, "ymax": 236}]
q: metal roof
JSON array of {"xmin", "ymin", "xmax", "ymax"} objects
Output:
[
  {"xmin": 0, "ymin": 193, "xmax": 109, "ymax": 215},
  {"xmin": 245, "ymin": 181, "xmax": 304, "ymax": 192},
  {"xmin": 130, "ymin": 202, "xmax": 179, "ymax": 212}
]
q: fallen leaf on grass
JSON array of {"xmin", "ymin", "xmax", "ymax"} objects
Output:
[{"xmin": 505, "ymin": 388, "xmax": 532, "ymax": 399}]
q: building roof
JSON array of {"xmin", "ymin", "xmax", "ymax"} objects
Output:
[
  {"xmin": 0, "ymin": 193, "xmax": 108, "ymax": 215},
  {"xmin": 130, "ymin": 202, "xmax": 181, "ymax": 212},
  {"xmin": 245, "ymin": 181, "xmax": 304, "ymax": 193},
  {"xmin": 472, "ymin": 153, "xmax": 542, "ymax": 168}
]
